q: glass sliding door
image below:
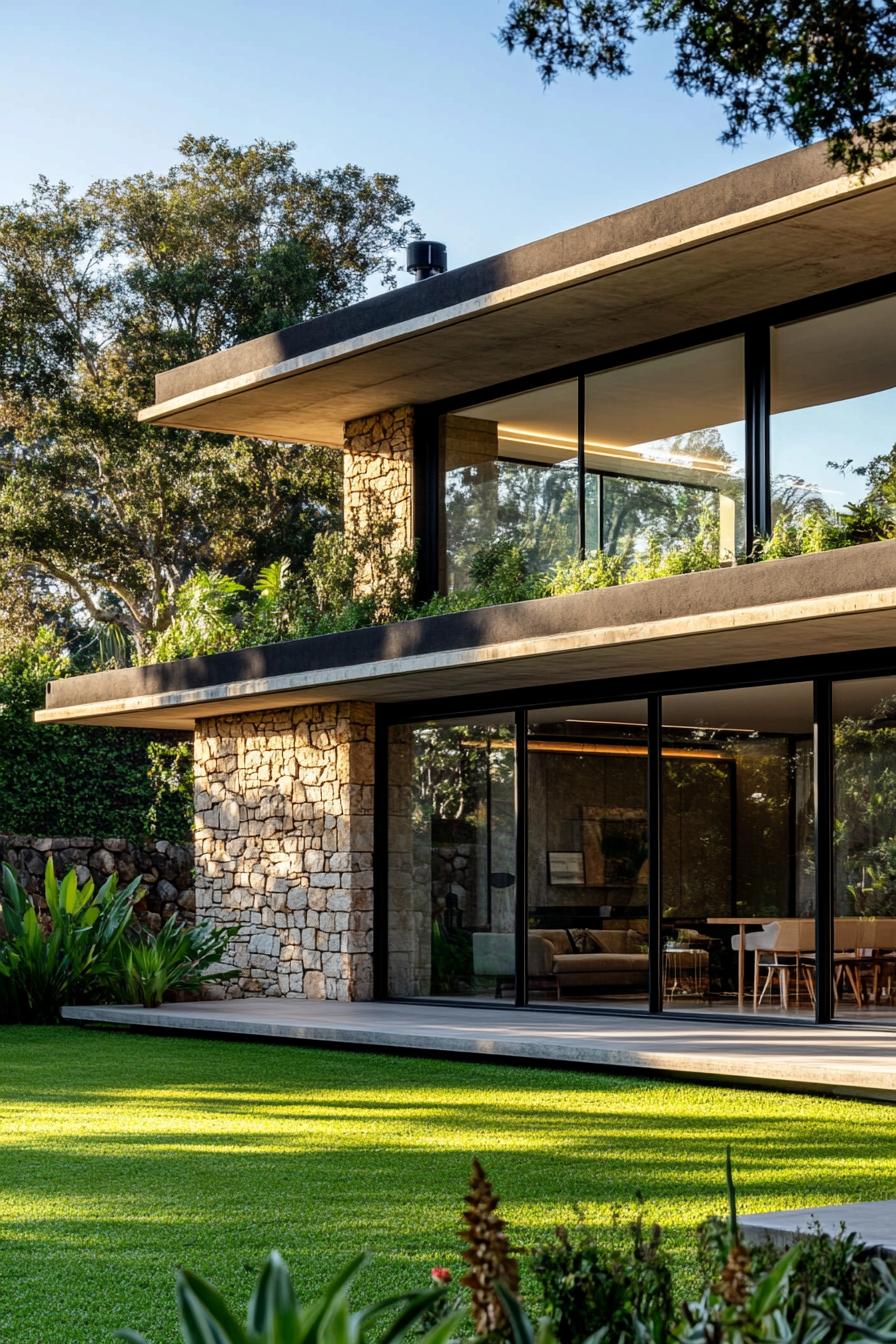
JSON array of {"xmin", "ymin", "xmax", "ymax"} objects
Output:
[
  {"xmin": 386, "ymin": 714, "xmax": 515, "ymax": 999},
  {"xmin": 526, "ymin": 701, "xmax": 649, "ymax": 1008},
  {"xmin": 661, "ymin": 683, "xmax": 815, "ymax": 1015},
  {"xmin": 832, "ymin": 677, "xmax": 896, "ymax": 1022}
]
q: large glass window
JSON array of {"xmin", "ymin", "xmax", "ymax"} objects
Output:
[
  {"xmin": 387, "ymin": 714, "xmax": 515, "ymax": 999},
  {"xmin": 585, "ymin": 338, "xmax": 745, "ymax": 566},
  {"xmin": 384, "ymin": 673, "xmax": 896, "ymax": 1026},
  {"xmin": 526, "ymin": 702, "xmax": 648, "ymax": 1009},
  {"xmin": 440, "ymin": 338, "xmax": 746, "ymax": 594},
  {"xmin": 771, "ymin": 294, "xmax": 896, "ymax": 524},
  {"xmin": 832, "ymin": 676, "xmax": 896, "ymax": 1023},
  {"xmin": 443, "ymin": 381, "xmax": 579, "ymax": 590},
  {"xmin": 661, "ymin": 684, "xmax": 814, "ymax": 1016}
]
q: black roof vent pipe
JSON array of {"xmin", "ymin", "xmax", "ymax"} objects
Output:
[{"xmin": 407, "ymin": 240, "xmax": 447, "ymax": 281}]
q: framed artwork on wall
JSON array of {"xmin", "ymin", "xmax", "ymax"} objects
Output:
[
  {"xmin": 581, "ymin": 807, "xmax": 649, "ymax": 887},
  {"xmin": 547, "ymin": 851, "xmax": 585, "ymax": 885}
]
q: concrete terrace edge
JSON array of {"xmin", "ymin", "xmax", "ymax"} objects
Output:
[
  {"xmin": 39, "ymin": 541, "xmax": 896, "ymax": 722},
  {"xmin": 60, "ymin": 1005, "xmax": 896, "ymax": 1102},
  {"xmin": 740, "ymin": 1202, "xmax": 896, "ymax": 1255}
]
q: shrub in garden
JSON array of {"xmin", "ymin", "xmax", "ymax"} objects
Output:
[
  {"xmin": 0, "ymin": 860, "xmax": 138, "ymax": 1023},
  {"xmin": 122, "ymin": 1156, "xmax": 896, "ymax": 1344},
  {"xmin": 546, "ymin": 549, "xmax": 624, "ymax": 597},
  {"xmin": 117, "ymin": 1250, "xmax": 462, "ymax": 1344},
  {"xmin": 115, "ymin": 915, "xmax": 237, "ymax": 1008},
  {"xmin": 530, "ymin": 1207, "xmax": 673, "ymax": 1344},
  {"xmin": 0, "ymin": 859, "xmax": 235, "ymax": 1022}
]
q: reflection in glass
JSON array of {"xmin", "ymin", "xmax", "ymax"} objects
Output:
[
  {"xmin": 526, "ymin": 702, "xmax": 649, "ymax": 1008},
  {"xmin": 772, "ymin": 294, "xmax": 896, "ymax": 529},
  {"xmin": 443, "ymin": 382, "xmax": 579, "ymax": 589},
  {"xmin": 661, "ymin": 684, "xmax": 814, "ymax": 1015},
  {"xmin": 387, "ymin": 715, "xmax": 515, "ymax": 999},
  {"xmin": 585, "ymin": 338, "xmax": 745, "ymax": 566},
  {"xmin": 833, "ymin": 677, "xmax": 896, "ymax": 1022}
]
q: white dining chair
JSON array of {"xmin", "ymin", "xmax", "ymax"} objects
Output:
[{"xmin": 731, "ymin": 921, "xmax": 782, "ymax": 1010}]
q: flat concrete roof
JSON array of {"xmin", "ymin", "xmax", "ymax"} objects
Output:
[
  {"xmin": 38, "ymin": 542, "xmax": 896, "ymax": 729},
  {"xmin": 137, "ymin": 140, "xmax": 896, "ymax": 447}
]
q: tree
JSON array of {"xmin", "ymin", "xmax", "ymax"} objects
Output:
[
  {"xmin": 499, "ymin": 1, "xmax": 896, "ymax": 175},
  {"xmin": 0, "ymin": 135, "xmax": 420, "ymax": 660}
]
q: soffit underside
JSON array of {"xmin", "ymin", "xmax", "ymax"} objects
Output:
[{"xmin": 144, "ymin": 186, "xmax": 896, "ymax": 447}]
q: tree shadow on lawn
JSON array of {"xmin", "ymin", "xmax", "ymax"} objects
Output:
[{"xmin": 2, "ymin": 1028, "xmax": 896, "ymax": 1342}]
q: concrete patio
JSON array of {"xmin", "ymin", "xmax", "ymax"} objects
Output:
[{"xmin": 61, "ymin": 998, "xmax": 896, "ymax": 1101}]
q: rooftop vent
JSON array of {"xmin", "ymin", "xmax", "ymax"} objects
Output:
[{"xmin": 407, "ymin": 240, "xmax": 447, "ymax": 282}]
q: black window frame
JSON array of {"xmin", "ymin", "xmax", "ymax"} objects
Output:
[
  {"xmin": 375, "ymin": 645, "xmax": 896, "ymax": 1029},
  {"xmin": 414, "ymin": 272, "xmax": 896, "ymax": 602}
]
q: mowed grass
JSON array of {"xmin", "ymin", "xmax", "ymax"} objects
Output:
[{"xmin": 1, "ymin": 1029, "xmax": 895, "ymax": 1344}]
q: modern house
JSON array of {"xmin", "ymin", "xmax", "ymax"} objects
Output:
[{"xmin": 38, "ymin": 138, "xmax": 896, "ymax": 1029}]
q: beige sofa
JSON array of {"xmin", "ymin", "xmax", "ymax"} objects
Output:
[
  {"xmin": 530, "ymin": 928, "xmax": 648, "ymax": 997},
  {"xmin": 472, "ymin": 928, "xmax": 648, "ymax": 998}
]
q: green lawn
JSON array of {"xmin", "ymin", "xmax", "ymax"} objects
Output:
[{"xmin": 1, "ymin": 1028, "xmax": 895, "ymax": 1344}]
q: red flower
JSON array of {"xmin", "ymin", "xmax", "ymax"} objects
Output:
[{"xmin": 430, "ymin": 1267, "xmax": 452, "ymax": 1284}]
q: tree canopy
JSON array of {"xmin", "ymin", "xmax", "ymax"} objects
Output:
[
  {"xmin": 0, "ymin": 135, "xmax": 420, "ymax": 660},
  {"xmin": 499, "ymin": 1, "xmax": 896, "ymax": 175}
]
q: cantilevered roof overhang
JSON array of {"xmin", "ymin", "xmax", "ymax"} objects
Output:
[
  {"xmin": 138, "ymin": 140, "xmax": 896, "ymax": 446},
  {"xmin": 37, "ymin": 543, "xmax": 896, "ymax": 730}
]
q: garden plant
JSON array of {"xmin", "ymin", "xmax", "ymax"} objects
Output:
[
  {"xmin": 118, "ymin": 1155, "xmax": 896, "ymax": 1344},
  {"xmin": 0, "ymin": 858, "xmax": 235, "ymax": 1022},
  {"xmin": 140, "ymin": 444, "xmax": 896, "ymax": 667}
]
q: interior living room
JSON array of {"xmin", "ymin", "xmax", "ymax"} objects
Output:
[{"xmin": 386, "ymin": 675, "xmax": 896, "ymax": 1021}]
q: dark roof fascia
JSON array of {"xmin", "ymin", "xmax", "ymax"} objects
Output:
[
  {"xmin": 44, "ymin": 539, "xmax": 896, "ymax": 714},
  {"xmin": 152, "ymin": 140, "xmax": 843, "ymax": 406}
]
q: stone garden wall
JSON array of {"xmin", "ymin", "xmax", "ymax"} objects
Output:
[
  {"xmin": 193, "ymin": 702, "xmax": 375, "ymax": 1001},
  {"xmin": 0, "ymin": 834, "xmax": 195, "ymax": 927}
]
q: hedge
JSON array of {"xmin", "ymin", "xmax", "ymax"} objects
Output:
[{"xmin": 0, "ymin": 635, "xmax": 192, "ymax": 843}]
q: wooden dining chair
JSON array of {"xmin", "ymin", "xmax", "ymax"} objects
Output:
[{"xmin": 744, "ymin": 920, "xmax": 814, "ymax": 1011}]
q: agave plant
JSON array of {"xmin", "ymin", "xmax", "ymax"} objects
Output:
[
  {"xmin": 115, "ymin": 914, "xmax": 238, "ymax": 1007},
  {"xmin": 118, "ymin": 1250, "xmax": 464, "ymax": 1344},
  {"xmin": 0, "ymin": 859, "xmax": 139, "ymax": 1023}
]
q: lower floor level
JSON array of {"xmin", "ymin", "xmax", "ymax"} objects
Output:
[{"xmin": 191, "ymin": 646, "xmax": 896, "ymax": 1033}]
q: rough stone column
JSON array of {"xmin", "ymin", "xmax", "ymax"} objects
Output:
[
  {"xmin": 193, "ymin": 702, "xmax": 375, "ymax": 1001},
  {"xmin": 343, "ymin": 406, "xmax": 415, "ymax": 591}
]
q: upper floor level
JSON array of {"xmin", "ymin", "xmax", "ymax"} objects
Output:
[{"xmin": 136, "ymin": 137, "xmax": 896, "ymax": 610}]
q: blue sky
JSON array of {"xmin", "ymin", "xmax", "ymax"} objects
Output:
[{"xmin": 0, "ymin": 0, "xmax": 796, "ymax": 273}]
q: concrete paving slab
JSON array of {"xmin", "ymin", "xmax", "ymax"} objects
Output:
[
  {"xmin": 60, "ymin": 998, "xmax": 896, "ymax": 1102},
  {"xmin": 740, "ymin": 1200, "xmax": 896, "ymax": 1255}
]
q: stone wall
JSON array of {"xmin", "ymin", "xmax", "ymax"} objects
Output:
[
  {"xmin": 343, "ymin": 406, "xmax": 415, "ymax": 590},
  {"xmin": 0, "ymin": 834, "xmax": 195, "ymax": 928},
  {"xmin": 193, "ymin": 702, "xmax": 375, "ymax": 1000}
]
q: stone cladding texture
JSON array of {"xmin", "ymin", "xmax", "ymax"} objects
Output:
[
  {"xmin": 343, "ymin": 406, "xmax": 415, "ymax": 578},
  {"xmin": 193, "ymin": 703, "xmax": 375, "ymax": 1001}
]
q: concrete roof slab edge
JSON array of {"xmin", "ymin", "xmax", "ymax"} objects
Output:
[
  {"xmin": 38, "ymin": 542, "xmax": 896, "ymax": 723},
  {"xmin": 139, "ymin": 158, "xmax": 896, "ymax": 431}
]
